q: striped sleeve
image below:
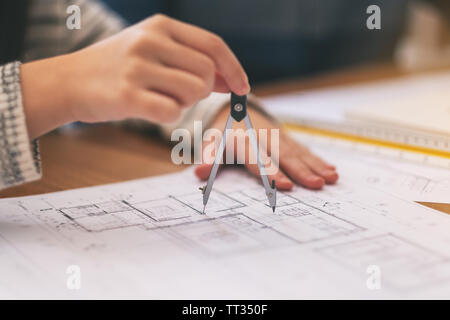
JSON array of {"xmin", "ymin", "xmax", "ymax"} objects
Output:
[{"xmin": 0, "ymin": 62, "xmax": 41, "ymax": 190}]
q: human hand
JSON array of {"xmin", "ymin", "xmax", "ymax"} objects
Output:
[
  {"xmin": 195, "ymin": 106, "xmax": 338, "ymax": 190},
  {"xmin": 21, "ymin": 14, "xmax": 249, "ymax": 139}
]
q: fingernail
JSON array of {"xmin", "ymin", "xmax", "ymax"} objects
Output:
[
  {"xmin": 324, "ymin": 170, "xmax": 337, "ymax": 177},
  {"xmin": 280, "ymin": 177, "xmax": 291, "ymax": 184},
  {"xmin": 309, "ymin": 176, "xmax": 325, "ymax": 186},
  {"xmin": 284, "ymin": 180, "xmax": 294, "ymax": 189},
  {"xmin": 325, "ymin": 171, "xmax": 339, "ymax": 183}
]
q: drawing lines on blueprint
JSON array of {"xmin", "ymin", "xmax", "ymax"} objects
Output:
[
  {"xmin": 24, "ymin": 186, "xmax": 367, "ymax": 257},
  {"xmin": 59, "ymin": 201, "xmax": 146, "ymax": 232},
  {"xmin": 364, "ymin": 171, "xmax": 450, "ymax": 197},
  {"xmin": 164, "ymin": 213, "xmax": 299, "ymax": 257},
  {"xmin": 50, "ymin": 189, "xmax": 245, "ymax": 233},
  {"xmin": 2, "ymin": 167, "xmax": 450, "ymax": 298},
  {"xmin": 229, "ymin": 187, "xmax": 364, "ymax": 244},
  {"xmin": 317, "ymin": 234, "xmax": 450, "ymax": 290},
  {"xmin": 297, "ymin": 135, "xmax": 450, "ymax": 203}
]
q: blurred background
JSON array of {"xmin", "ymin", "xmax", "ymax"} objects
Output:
[
  {"xmin": 1, "ymin": 0, "xmax": 449, "ymax": 200},
  {"xmin": 103, "ymin": 0, "xmax": 450, "ymax": 84}
]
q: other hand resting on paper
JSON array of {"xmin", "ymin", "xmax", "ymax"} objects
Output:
[{"xmin": 195, "ymin": 106, "xmax": 339, "ymax": 190}]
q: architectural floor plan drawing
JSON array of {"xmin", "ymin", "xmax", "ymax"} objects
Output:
[
  {"xmin": 1, "ymin": 167, "xmax": 450, "ymax": 299},
  {"xmin": 318, "ymin": 234, "xmax": 450, "ymax": 290},
  {"xmin": 289, "ymin": 131, "xmax": 450, "ymax": 204}
]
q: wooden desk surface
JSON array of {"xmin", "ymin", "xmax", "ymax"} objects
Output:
[{"xmin": 1, "ymin": 64, "xmax": 448, "ymax": 214}]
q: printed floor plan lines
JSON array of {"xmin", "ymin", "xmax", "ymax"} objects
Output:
[
  {"xmin": 317, "ymin": 234, "xmax": 450, "ymax": 290},
  {"xmin": 165, "ymin": 213, "xmax": 299, "ymax": 257},
  {"xmin": 253, "ymin": 202, "xmax": 363, "ymax": 244},
  {"xmin": 174, "ymin": 190, "xmax": 246, "ymax": 213},
  {"xmin": 233, "ymin": 187, "xmax": 299, "ymax": 207},
  {"xmin": 292, "ymin": 132, "xmax": 450, "ymax": 203},
  {"xmin": 1, "ymin": 167, "xmax": 450, "ymax": 298},
  {"xmin": 59, "ymin": 201, "xmax": 146, "ymax": 232},
  {"xmin": 51, "ymin": 190, "xmax": 247, "ymax": 232}
]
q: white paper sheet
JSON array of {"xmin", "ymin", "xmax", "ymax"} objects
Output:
[
  {"xmin": 1, "ymin": 167, "xmax": 450, "ymax": 299},
  {"xmin": 261, "ymin": 71, "xmax": 450, "ymax": 154},
  {"xmin": 289, "ymin": 131, "xmax": 450, "ymax": 204},
  {"xmin": 262, "ymin": 70, "xmax": 450, "ymax": 128},
  {"xmin": 346, "ymin": 91, "xmax": 450, "ymax": 136}
]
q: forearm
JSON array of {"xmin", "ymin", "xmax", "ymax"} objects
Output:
[{"xmin": 21, "ymin": 55, "xmax": 76, "ymax": 139}]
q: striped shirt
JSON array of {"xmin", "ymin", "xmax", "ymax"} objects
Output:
[{"xmin": 0, "ymin": 0, "xmax": 236, "ymax": 191}]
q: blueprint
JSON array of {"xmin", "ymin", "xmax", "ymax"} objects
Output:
[
  {"xmin": 1, "ymin": 166, "xmax": 450, "ymax": 299},
  {"xmin": 289, "ymin": 131, "xmax": 450, "ymax": 204}
]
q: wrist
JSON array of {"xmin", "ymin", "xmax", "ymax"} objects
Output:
[{"xmin": 20, "ymin": 54, "xmax": 77, "ymax": 139}]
